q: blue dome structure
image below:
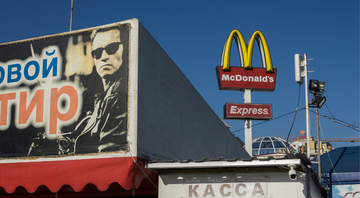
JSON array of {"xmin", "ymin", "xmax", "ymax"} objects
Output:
[{"xmin": 252, "ymin": 136, "xmax": 298, "ymax": 156}]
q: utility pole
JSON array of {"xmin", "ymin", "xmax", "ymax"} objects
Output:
[
  {"xmin": 70, "ymin": 0, "xmax": 74, "ymax": 31},
  {"xmin": 316, "ymin": 107, "xmax": 322, "ymax": 181},
  {"xmin": 303, "ymin": 53, "xmax": 311, "ymax": 159},
  {"xmin": 309, "ymin": 79, "xmax": 326, "ymax": 183}
]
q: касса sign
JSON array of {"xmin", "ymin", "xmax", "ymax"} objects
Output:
[{"xmin": 187, "ymin": 182, "xmax": 267, "ymax": 198}]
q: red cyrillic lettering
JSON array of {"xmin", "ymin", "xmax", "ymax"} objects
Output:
[
  {"xmin": 19, "ymin": 90, "xmax": 44, "ymax": 124},
  {"xmin": 49, "ymin": 86, "xmax": 78, "ymax": 135},
  {"xmin": 0, "ymin": 93, "xmax": 16, "ymax": 126}
]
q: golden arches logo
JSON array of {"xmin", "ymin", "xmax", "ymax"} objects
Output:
[{"xmin": 221, "ymin": 30, "xmax": 273, "ymax": 72}]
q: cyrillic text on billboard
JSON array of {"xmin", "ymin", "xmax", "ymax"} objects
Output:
[{"xmin": 0, "ymin": 24, "xmax": 130, "ymax": 157}]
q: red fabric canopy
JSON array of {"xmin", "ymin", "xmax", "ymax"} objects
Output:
[{"xmin": 0, "ymin": 157, "xmax": 158, "ymax": 197}]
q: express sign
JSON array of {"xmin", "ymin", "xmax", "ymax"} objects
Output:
[
  {"xmin": 216, "ymin": 30, "xmax": 276, "ymax": 91},
  {"xmin": 224, "ymin": 103, "xmax": 272, "ymax": 120}
]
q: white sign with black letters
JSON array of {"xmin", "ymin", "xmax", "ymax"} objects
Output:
[{"xmin": 187, "ymin": 182, "xmax": 267, "ymax": 198}]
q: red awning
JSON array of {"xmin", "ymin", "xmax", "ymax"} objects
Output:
[{"xmin": 0, "ymin": 157, "xmax": 158, "ymax": 197}]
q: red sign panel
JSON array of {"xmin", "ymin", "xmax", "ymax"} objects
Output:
[
  {"xmin": 216, "ymin": 66, "xmax": 277, "ymax": 91},
  {"xmin": 224, "ymin": 103, "xmax": 272, "ymax": 120}
]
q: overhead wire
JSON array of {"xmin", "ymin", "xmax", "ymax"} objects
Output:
[
  {"xmin": 316, "ymin": 103, "xmax": 359, "ymax": 131},
  {"xmin": 309, "ymin": 109, "xmax": 360, "ymax": 132},
  {"xmin": 312, "ymin": 103, "xmax": 358, "ymax": 187},
  {"xmin": 272, "ymin": 107, "xmax": 305, "ymax": 137},
  {"xmin": 272, "ymin": 111, "xmax": 299, "ymax": 137},
  {"xmin": 334, "ymin": 128, "xmax": 355, "ymax": 138},
  {"xmin": 324, "ymin": 103, "xmax": 334, "ymax": 118},
  {"xmin": 230, "ymin": 105, "xmax": 359, "ymax": 134},
  {"xmin": 320, "ymin": 125, "xmax": 351, "ymax": 132},
  {"xmin": 230, "ymin": 87, "xmax": 359, "ymax": 143},
  {"xmin": 286, "ymin": 84, "xmax": 302, "ymax": 151},
  {"xmin": 318, "ymin": 114, "xmax": 341, "ymax": 186},
  {"xmin": 230, "ymin": 107, "xmax": 306, "ymax": 134},
  {"xmin": 231, "ymin": 83, "xmax": 304, "ymax": 139}
]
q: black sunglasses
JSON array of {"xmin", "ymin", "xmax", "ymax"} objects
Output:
[{"xmin": 91, "ymin": 42, "xmax": 122, "ymax": 60}]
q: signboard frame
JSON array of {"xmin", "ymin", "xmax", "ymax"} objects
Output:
[
  {"xmin": 216, "ymin": 66, "xmax": 277, "ymax": 91},
  {"xmin": 0, "ymin": 23, "xmax": 131, "ymax": 158},
  {"xmin": 224, "ymin": 103, "xmax": 272, "ymax": 120}
]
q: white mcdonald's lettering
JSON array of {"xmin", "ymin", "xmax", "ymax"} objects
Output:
[
  {"xmin": 221, "ymin": 29, "xmax": 273, "ymax": 72},
  {"xmin": 221, "ymin": 74, "xmax": 274, "ymax": 83},
  {"xmin": 188, "ymin": 183, "xmax": 266, "ymax": 198}
]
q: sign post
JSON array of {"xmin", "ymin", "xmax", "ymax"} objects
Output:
[
  {"xmin": 217, "ymin": 30, "xmax": 276, "ymax": 157},
  {"xmin": 244, "ymin": 89, "xmax": 252, "ymax": 156}
]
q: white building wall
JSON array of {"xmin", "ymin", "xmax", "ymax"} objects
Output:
[{"xmin": 157, "ymin": 171, "xmax": 322, "ymax": 198}]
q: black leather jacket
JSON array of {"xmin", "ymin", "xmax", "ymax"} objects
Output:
[{"xmin": 58, "ymin": 79, "xmax": 128, "ymax": 154}]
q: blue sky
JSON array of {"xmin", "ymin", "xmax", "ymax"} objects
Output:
[{"xmin": 0, "ymin": 0, "xmax": 359, "ymax": 149}]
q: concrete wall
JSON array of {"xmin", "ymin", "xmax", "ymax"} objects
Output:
[{"xmin": 128, "ymin": 19, "xmax": 249, "ymax": 160}]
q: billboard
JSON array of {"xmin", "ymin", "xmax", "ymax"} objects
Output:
[
  {"xmin": 216, "ymin": 30, "xmax": 277, "ymax": 91},
  {"xmin": 0, "ymin": 24, "xmax": 129, "ymax": 157},
  {"xmin": 333, "ymin": 184, "xmax": 360, "ymax": 198}
]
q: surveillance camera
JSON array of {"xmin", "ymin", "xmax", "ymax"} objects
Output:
[{"xmin": 288, "ymin": 164, "xmax": 297, "ymax": 180}]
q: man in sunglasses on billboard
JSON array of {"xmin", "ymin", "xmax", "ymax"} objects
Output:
[{"xmin": 58, "ymin": 25, "xmax": 129, "ymax": 154}]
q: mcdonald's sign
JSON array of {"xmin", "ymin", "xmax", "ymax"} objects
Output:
[{"xmin": 216, "ymin": 30, "xmax": 277, "ymax": 91}]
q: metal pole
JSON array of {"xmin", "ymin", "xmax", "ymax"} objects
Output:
[
  {"xmin": 304, "ymin": 54, "xmax": 312, "ymax": 197},
  {"xmin": 304, "ymin": 53, "xmax": 311, "ymax": 159},
  {"xmin": 306, "ymin": 165, "xmax": 311, "ymax": 198},
  {"xmin": 316, "ymin": 107, "xmax": 322, "ymax": 182},
  {"xmin": 244, "ymin": 89, "xmax": 252, "ymax": 157},
  {"xmin": 70, "ymin": 0, "xmax": 74, "ymax": 31}
]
